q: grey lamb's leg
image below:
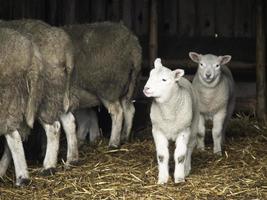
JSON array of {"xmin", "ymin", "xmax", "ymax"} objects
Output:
[
  {"xmin": 101, "ymin": 99, "xmax": 123, "ymax": 149},
  {"xmin": 40, "ymin": 121, "xmax": 61, "ymax": 175},
  {"xmin": 120, "ymin": 98, "xmax": 135, "ymax": 143},
  {"xmin": 212, "ymin": 109, "xmax": 227, "ymax": 156},
  {"xmin": 60, "ymin": 112, "xmax": 79, "ymax": 166},
  {"xmin": 0, "ymin": 143, "xmax": 12, "ymax": 177},
  {"xmin": 88, "ymin": 109, "xmax": 101, "ymax": 144},
  {"xmin": 5, "ymin": 130, "xmax": 30, "ymax": 186},
  {"xmin": 197, "ymin": 114, "xmax": 205, "ymax": 150}
]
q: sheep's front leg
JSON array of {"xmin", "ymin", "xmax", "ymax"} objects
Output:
[
  {"xmin": 197, "ymin": 114, "xmax": 205, "ymax": 150},
  {"xmin": 174, "ymin": 127, "xmax": 190, "ymax": 183},
  {"xmin": 152, "ymin": 129, "xmax": 169, "ymax": 184},
  {"xmin": 40, "ymin": 121, "xmax": 61, "ymax": 175},
  {"xmin": 5, "ymin": 130, "xmax": 30, "ymax": 186},
  {"xmin": 60, "ymin": 112, "xmax": 79, "ymax": 166},
  {"xmin": 212, "ymin": 109, "xmax": 226, "ymax": 155}
]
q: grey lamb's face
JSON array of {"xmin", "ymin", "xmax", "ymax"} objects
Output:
[
  {"xmin": 189, "ymin": 52, "xmax": 231, "ymax": 83},
  {"xmin": 143, "ymin": 58, "xmax": 184, "ymax": 103}
]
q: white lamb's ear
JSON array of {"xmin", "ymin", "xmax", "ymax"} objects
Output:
[
  {"xmin": 173, "ymin": 69, "xmax": 184, "ymax": 81},
  {"xmin": 189, "ymin": 52, "xmax": 201, "ymax": 63},
  {"xmin": 154, "ymin": 58, "xmax": 162, "ymax": 69},
  {"xmin": 219, "ymin": 55, "xmax": 232, "ymax": 65}
]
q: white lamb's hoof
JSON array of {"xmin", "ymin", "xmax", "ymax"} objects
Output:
[
  {"xmin": 157, "ymin": 179, "xmax": 168, "ymax": 184},
  {"xmin": 157, "ymin": 175, "xmax": 169, "ymax": 184},
  {"xmin": 174, "ymin": 177, "xmax": 185, "ymax": 184}
]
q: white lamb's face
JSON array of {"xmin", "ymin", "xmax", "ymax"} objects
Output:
[
  {"xmin": 143, "ymin": 58, "xmax": 184, "ymax": 103},
  {"xmin": 189, "ymin": 52, "xmax": 231, "ymax": 83}
]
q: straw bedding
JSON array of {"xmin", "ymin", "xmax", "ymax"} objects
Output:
[{"xmin": 0, "ymin": 115, "xmax": 266, "ymax": 200}]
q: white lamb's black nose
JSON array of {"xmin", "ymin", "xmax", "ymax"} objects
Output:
[
  {"xmin": 206, "ymin": 73, "xmax": 211, "ymax": 78},
  {"xmin": 144, "ymin": 87, "xmax": 150, "ymax": 92}
]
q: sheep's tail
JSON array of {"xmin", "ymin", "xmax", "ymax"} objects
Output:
[
  {"xmin": 25, "ymin": 43, "xmax": 43, "ymax": 128},
  {"xmin": 63, "ymin": 38, "xmax": 74, "ymax": 112},
  {"xmin": 125, "ymin": 36, "xmax": 142, "ymax": 101}
]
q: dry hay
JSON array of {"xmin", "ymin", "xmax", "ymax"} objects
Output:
[{"xmin": 0, "ymin": 114, "xmax": 266, "ymax": 200}]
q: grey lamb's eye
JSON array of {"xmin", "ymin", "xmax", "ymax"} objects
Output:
[{"xmin": 216, "ymin": 64, "xmax": 220, "ymax": 68}]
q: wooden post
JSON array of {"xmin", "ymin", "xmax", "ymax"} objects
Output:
[
  {"xmin": 256, "ymin": 0, "xmax": 266, "ymax": 123},
  {"xmin": 149, "ymin": 0, "xmax": 158, "ymax": 68},
  {"xmin": 65, "ymin": 0, "xmax": 76, "ymax": 25}
]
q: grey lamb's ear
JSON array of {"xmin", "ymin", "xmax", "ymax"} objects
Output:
[
  {"xmin": 219, "ymin": 55, "xmax": 232, "ymax": 65},
  {"xmin": 173, "ymin": 69, "xmax": 184, "ymax": 81},
  {"xmin": 189, "ymin": 52, "xmax": 201, "ymax": 63},
  {"xmin": 154, "ymin": 58, "xmax": 162, "ymax": 69}
]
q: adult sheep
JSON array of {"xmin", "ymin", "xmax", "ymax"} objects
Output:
[
  {"xmin": 61, "ymin": 22, "xmax": 142, "ymax": 149},
  {"xmin": 0, "ymin": 19, "xmax": 75, "ymax": 179},
  {"xmin": 143, "ymin": 58, "xmax": 199, "ymax": 184},
  {"xmin": 189, "ymin": 52, "xmax": 235, "ymax": 156},
  {"xmin": 0, "ymin": 27, "xmax": 43, "ymax": 186}
]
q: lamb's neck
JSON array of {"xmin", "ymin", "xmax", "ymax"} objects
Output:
[{"xmin": 154, "ymin": 86, "xmax": 184, "ymax": 120}]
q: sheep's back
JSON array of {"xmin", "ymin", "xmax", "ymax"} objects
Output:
[{"xmin": 64, "ymin": 22, "xmax": 141, "ymax": 101}]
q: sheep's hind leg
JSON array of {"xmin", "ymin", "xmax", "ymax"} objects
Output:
[
  {"xmin": 120, "ymin": 98, "xmax": 135, "ymax": 143},
  {"xmin": 60, "ymin": 112, "xmax": 79, "ymax": 167},
  {"xmin": 39, "ymin": 121, "xmax": 61, "ymax": 175},
  {"xmin": 0, "ymin": 142, "xmax": 12, "ymax": 177},
  {"xmin": 101, "ymin": 99, "xmax": 123, "ymax": 149},
  {"xmin": 5, "ymin": 130, "xmax": 30, "ymax": 186}
]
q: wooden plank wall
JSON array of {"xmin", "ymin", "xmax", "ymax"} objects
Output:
[{"xmin": 0, "ymin": 0, "xmax": 258, "ymax": 38}]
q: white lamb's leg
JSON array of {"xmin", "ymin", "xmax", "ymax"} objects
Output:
[
  {"xmin": 174, "ymin": 127, "xmax": 190, "ymax": 183},
  {"xmin": 0, "ymin": 143, "xmax": 12, "ymax": 177},
  {"xmin": 60, "ymin": 112, "xmax": 79, "ymax": 166},
  {"xmin": 5, "ymin": 130, "xmax": 30, "ymax": 186},
  {"xmin": 212, "ymin": 109, "xmax": 226, "ymax": 155},
  {"xmin": 184, "ymin": 145, "xmax": 193, "ymax": 177},
  {"xmin": 101, "ymin": 99, "xmax": 123, "ymax": 148},
  {"xmin": 76, "ymin": 121, "xmax": 88, "ymax": 147},
  {"xmin": 197, "ymin": 114, "xmax": 205, "ymax": 150},
  {"xmin": 120, "ymin": 98, "xmax": 135, "ymax": 142},
  {"xmin": 40, "ymin": 121, "xmax": 61, "ymax": 175},
  {"xmin": 152, "ymin": 129, "xmax": 169, "ymax": 184}
]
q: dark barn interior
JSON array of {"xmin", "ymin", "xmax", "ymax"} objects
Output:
[{"xmin": 0, "ymin": 0, "xmax": 266, "ymax": 199}]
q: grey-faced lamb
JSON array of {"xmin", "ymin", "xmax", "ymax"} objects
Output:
[
  {"xmin": 0, "ymin": 27, "xmax": 43, "ymax": 186},
  {"xmin": 0, "ymin": 19, "xmax": 75, "ymax": 184},
  {"xmin": 74, "ymin": 108, "xmax": 100, "ymax": 147},
  {"xmin": 189, "ymin": 52, "xmax": 235, "ymax": 155},
  {"xmin": 143, "ymin": 58, "xmax": 199, "ymax": 184},
  {"xmin": 61, "ymin": 22, "xmax": 142, "ymax": 149}
]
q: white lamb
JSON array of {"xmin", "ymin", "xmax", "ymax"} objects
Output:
[{"xmin": 143, "ymin": 58, "xmax": 199, "ymax": 184}]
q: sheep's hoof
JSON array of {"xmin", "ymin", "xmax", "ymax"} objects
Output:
[
  {"xmin": 174, "ymin": 178, "xmax": 185, "ymax": 184},
  {"xmin": 108, "ymin": 144, "xmax": 120, "ymax": 150},
  {"xmin": 40, "ymin": 168, "xmax": 56, "ymax": 176},
  {"xmin": 16, "ymin": 178, "xmax": 30, "ymax": 187},
  {"xmin": 68, "ymin": 160, "xmax": 82, "ymax": 166},
  {"xmin": 214, "ymin": 151, "xmax": 222, "ymax": 156}
]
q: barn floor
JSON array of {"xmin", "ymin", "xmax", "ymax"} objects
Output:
[{"xmin": 0, "ymin": 115, "xmax": 266, "ymax": 200}]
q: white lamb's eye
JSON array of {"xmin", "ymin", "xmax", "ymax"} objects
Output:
[
  {"xmin": 216, "ymin": 64, "xmax": 220, "ymax": 68},
  {"xmin": 200, "ymin": 63, "xmax": 204, "ymax": 66},
  {"xmin": 162, "ymin": 78, "xmax": 167, "ymax": 82}
]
